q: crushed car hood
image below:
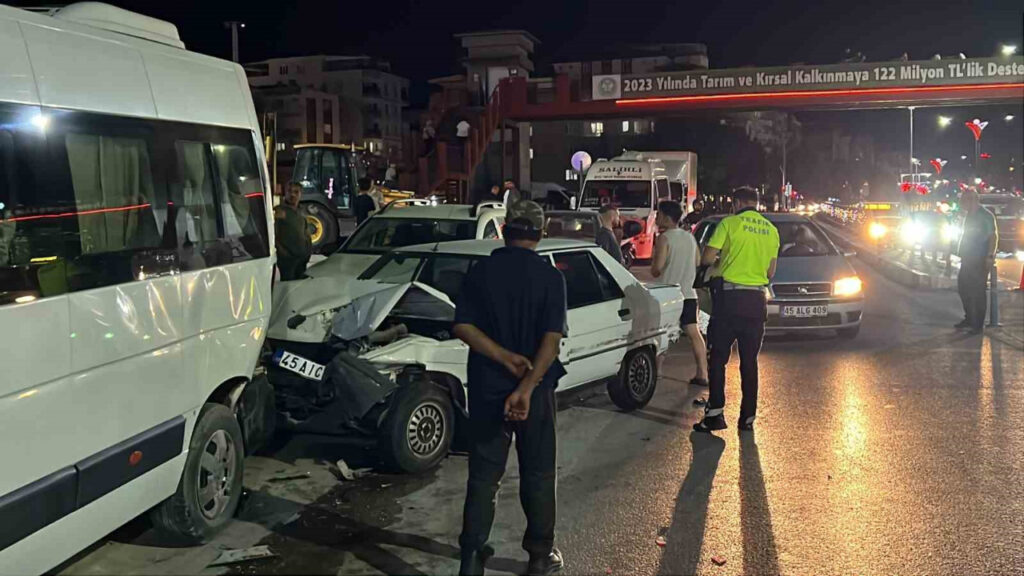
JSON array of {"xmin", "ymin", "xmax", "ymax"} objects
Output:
[
  {"xmin": 331, "ymin": 281, "xmax": 455, "ymax": 341},
  {"xmin": 268, "ymin": 253, "xmax": 382, "ymax": 343}
]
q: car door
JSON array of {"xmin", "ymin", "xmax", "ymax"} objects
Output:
[{"xmin": 552, "ymin": 249, "xmax": 631, "ymax": 390}]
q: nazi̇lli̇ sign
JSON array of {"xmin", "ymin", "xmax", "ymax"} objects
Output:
[{"xmin": 592, "ymin": 57, "xmax": 1024, "ymax": 100}]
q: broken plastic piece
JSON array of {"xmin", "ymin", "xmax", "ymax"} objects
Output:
[
  {"xmin": 208, "ymin": 546, "xmax": 276, "ymax": 566},
  {"xmin": 337, "ymin": 459, "xmax": 356, "ymax": 481},
  {"xmin": 711, "ymin": 555, "xmax": 727, "ymax": 566},
  {"xmin": 655, "ymin": 536, "xmax": 666, "ymax": 547}
]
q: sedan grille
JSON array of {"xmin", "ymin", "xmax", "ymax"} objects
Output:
[{"xmin": 771, "ymin": 282, "xmax": 832, "ymax": 299}]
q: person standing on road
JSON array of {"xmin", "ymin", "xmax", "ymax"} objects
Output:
[
  {"xmin": 384, "ymin": 163, "xmax": 397, "ymax": 187},
  {"xmin": 682, "ymin": 199, "xmax": 706, "ymax": 229},
  {"xmin": 695, "ymin": 187, "xmax": 779, "ymax": 433},
  {"xmin": 353, "ymin": 178, "xmax": 377, "ymax": 225},
  {"xmin": 651, "ymin": 201, "xmax": 708, "ymax": 387},
  {"xmin": 956, "ymin": 188, "xmax": 998, "ymax": 334},
  {"xmin": 453, "ymin": 200, "xmax": 567, "ymax": 576},
  {"xmin": 274, "ymin": 182, "xmax": 312, "ymax": 281},
  {"xmin": 596, "ymin": 205, "xmax": 623, "ymax": 264}
]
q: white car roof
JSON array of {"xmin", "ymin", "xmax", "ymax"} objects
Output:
[
  {"xmin": 394, "ymin": 238, "xmax": 596, "ymax": 256},
  {"xmin": 374, "ymin": 203, "xmax": 505, "ymax": 221}
]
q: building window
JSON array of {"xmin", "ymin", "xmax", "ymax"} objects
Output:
[
  {"xmin": 565, "ymin": 169, "xmax": 579, "ymax": 181},
  {"xmin": 529, "ymin": 148, "xmax": 534, "ymax": 160},
  {"xmin": 589, "ymin": 122, "xmax": 604, "ymax": 136},
  {"xmin": 279, "ymin": 65, "xmax": 288, "ymax": 75},
  {"xmin": 650, "ymin": 120, "xmax": 656, "ymax": 133},
  {"xmin": 323, "ymin": 99, "xmax": 333, "ymax": 143},
  {"xmin": 622, "ymin": 120, "xmax": 631, "ymax": 133},
  {"xmin": 601, "ymin": 60, "xmax": 613, "ymax": 74},
  {"xmin": 623, "ymin": 59, "xmax": 632, "ymax": 74}
]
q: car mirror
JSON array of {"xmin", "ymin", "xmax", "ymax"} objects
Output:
[{"xmin": 622, "ymin": 220, "xmax": 643, "ymax": 239}]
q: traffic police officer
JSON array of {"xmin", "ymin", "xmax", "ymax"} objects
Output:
[
  {"xmin": 695, "ymin": 187, "xmax": 779, "ymax": 433},
  {"xmin": 274, "ymin": 182, "xmax": 312, "ymax": 281},
  {"xmin": 453, "ymin": 200, "xmax": 567, "ymax": 576}
]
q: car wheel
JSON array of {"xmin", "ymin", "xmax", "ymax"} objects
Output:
[
  {"xmin": 838, "ymin": 325, "xmax": 861, "ymax": 339},
  {"xmin": 302, "ymin": 202, "xmax": 338, "ymax": 254},
  {"xmin": 380, "ymin": 379, "xmax": 453, "ymax": 474},
  {"xmin": 151, "ymin": 403, "xmax": 244, "ymax": 543},
  {"xmin": 607, "ymin": 347, "xmax": 658, "ymax": 411}
]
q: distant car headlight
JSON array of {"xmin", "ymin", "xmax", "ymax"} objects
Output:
[
  {"xmin": 833, "ymin": 275, "xmax": 863, "ymax": 297},
  {"xmin": 941, "ymin": 223, "xmax": 962, "ymax": 243},
  {"xmin": 1016, "ymin": 250, "xmax": 1024, "ymax": 262},
  {"xmin": 900, "ymin": 221, "xmax": 926, "ymax": 245},
  {"xmin": 868, "ymin": 222, "xmax": 888, "ymax": 239}
]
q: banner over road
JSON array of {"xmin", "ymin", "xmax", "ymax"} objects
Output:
[{"xmin": 592, "ymin": 57, "xmax": 1024, "ymax": 101}]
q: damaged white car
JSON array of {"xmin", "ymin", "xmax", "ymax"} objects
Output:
[{"xmin": 264, "ymin": 239, "xmax": 684, "ymax": 473}]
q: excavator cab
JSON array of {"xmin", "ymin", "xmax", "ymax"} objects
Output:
[{"xmin": 290, "ymin": 144, "xmax": 364, "ymax": 251}]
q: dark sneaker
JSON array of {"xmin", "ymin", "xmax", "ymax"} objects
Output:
[
  {"xmin": 459, "ymin": 545, "xmax": 494, "ymax": 576},
  {"xmin": 737, "ymin": 416, "xmax": 755, "ymax": 431},
  {"xmin": 693, "ymin": 414, "xmax": 727, "ymax": 433},
  {"xmin": 527, "ymin": 548, "xmax": 564, "ymax": 576},
  {"xmin": 954, "ymin": 319, "xmax": 971, "ymax": 329},
  {"xmin": 689, "ymin": 377, "xmax": 709, "ymax": 387}
]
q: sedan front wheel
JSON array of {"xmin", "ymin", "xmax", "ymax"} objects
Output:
[{"xmin": 607, "ymin": 347, "xmax": 658, "ymax": 411}]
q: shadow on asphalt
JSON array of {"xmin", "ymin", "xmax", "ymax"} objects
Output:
[
  {"xmin": 657, "ymin": 433, "xmax": 726, "ymax": 575},
  {"xmin": 739, "ymin": 434, "xmax": 782, "ymax": 576}
]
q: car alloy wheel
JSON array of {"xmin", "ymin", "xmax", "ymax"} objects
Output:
[
  {"xmin": 196, "ymin": 429, "xmax": 237, "ymax": 521},
  {"xmin": 628, "ymin": 352, "xmax": 654, "ymax": 399},
  {"xmin": 407, "ymin": 401, "xmax": 446, "ymax": 458}
]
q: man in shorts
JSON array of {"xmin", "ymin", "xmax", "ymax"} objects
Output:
[{"xmin": 651, "ymin": 200, "xmax": 708, "ymax": 386}]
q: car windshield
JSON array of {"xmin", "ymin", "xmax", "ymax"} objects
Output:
[
  {"xmin": 776, "ymin": 221, "xmax": 836, "ymax": 257},
  {"xmin": 359, "ymin": 252, "xmax": 426, "ymax": 284},
  {"xmin": 342, "ymin": 218, "xmax": 476, "ymax": 253},
  {"xmin": 546, "ymin": 213, "xmax": 599, "ymax": 240},
  {"xmin": 580, "ymin": 180, "xmax": 651, "ymax": 209}
]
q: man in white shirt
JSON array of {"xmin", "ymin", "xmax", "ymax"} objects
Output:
[{"xmin": 651, "ymin": 200, "xmax": 708, "ymax": 387}]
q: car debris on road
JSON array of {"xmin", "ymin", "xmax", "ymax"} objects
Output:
[{"xmin": 208, "ymin": 546, "xmax": 277, "ymax": 567}]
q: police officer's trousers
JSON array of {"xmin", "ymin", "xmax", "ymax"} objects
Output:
[
  {"xmin": 460, "ymin": 386, "xmax": 556, "ymax": 557},
  {"xmin": 707, "ymin": 290, "xmax": 767, "ymax": 425}
]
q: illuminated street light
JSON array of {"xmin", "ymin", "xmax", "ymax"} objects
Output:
[
  {"xmin": 961, "ymin": 155, "xmax": 968, "ymax": 160},
  {"xmin": 1002, "ymin": 44, "xmax": 1018, "ymax": 56},
  {"xmin": 938, "ymin": 115, "xmax": 952, "ymax": 127},
  {"xmin": 1006, "ymin": 114, "xmax": 1016, "ymax": 122}
]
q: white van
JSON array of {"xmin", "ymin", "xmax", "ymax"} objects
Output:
[
  {"xmin": 578, "ymin": 155, "xmax": 671, "ymax": 261},
  {"xmin": 0, "ymin": 4, "xmax": 274, "ymax": 573}
]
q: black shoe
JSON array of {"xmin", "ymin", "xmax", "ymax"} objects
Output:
[
  {"xmin": 737, "ymin": 416, "xmax": 755, "ymax": 431},
  {"xmin": 954, "ymin": 319, "xmax": 971, "ymax": 329},
  {"xmin": 689, "ymin": 377, "xmax": 709, "ymax": 387},
  {"xmin": 693, "ymin": 414, "xmax": 727, "ymax": 433},
  {"xmin": 459, "ymin": 546, "xmax": 494, "ymax": 576},
  {"xmin": 527, "ymin": 548, "xmax": 564, "ymax": 576}
]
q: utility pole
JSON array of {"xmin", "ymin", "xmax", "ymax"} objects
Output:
[{"xmin": 224, "ymin": 21, "xmax": 245, "ymax": 63}]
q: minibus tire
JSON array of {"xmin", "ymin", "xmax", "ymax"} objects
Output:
[{"xmin": 151, "ymin": 403, "xmax": 244, "ymax": 543}]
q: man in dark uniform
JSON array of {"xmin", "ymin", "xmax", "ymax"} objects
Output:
[
  {"xmin": 695, "ymin": 187, "xmax": 779, "ymax": 433},
  {"xmin": 274, "ymin": 183, "xmax": 312, "ymax": 281},
  {"xmin": 682, "ymin": 199, "xmax": 706, "ymax": 229},
  {"xmin": 453, "ymin": 200, "xmax": 567, "ymax": 576},
  {"xmin": 956, "ymin": 188, "xmax": 998, "ymax": 334}
]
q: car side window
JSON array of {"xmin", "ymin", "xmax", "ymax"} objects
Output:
[
  {"xmin": 554, "ymin": 250, "xmax": 618, "ymax": 309},
  {"xmin": 418, "ymin": 255, "xmax": 477, "ymax": 302},
  {"xmin": 591, "ymin": 253, "xmax": 624, "ymax": 301},
  {"xmin": 482, "ymin": 219, "xmax": 499, "ymax": 239},
  {"xmin": 695, "ymin": 222, "xmax": 716, "ymax": 246},
  {"xmin": 655, "ymin": 177, "xmax": 670, "ymax": 201}
]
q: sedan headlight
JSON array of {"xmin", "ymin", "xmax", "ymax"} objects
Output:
[
  {"xmin": 868, "ymin": 222, "xmax": 888, "ymax": 239},
  {"xmin": 833, "ymin": 275, "xmax": 863, "ymax": 297},
  {"xmin": 941, "ymin": 223, "xmax": 962, "ymax": 243},
  {"xmin": 900, "ymin": 221, "xmax": 926, "ymax": 245}
]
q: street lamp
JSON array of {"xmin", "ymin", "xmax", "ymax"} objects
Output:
[
  {"xmin": 1002, "ymin": 44, "xmax": 1018, "ymax": 56},
  {"xmin": 1006, "ymin": 114, "xmax": 1016, "ymax": 122},
  {"xmin": 938, "ymin": 115, "xmax": 952, "ymax": 127}
]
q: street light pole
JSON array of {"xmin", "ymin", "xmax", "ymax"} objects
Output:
[
  {"xmin": 909, "ymin": 106, "xmax": 916, "ymax": 178},
  {"xmin": 224, "ymin": 21, "xmax": 244, "ymax": 62}
]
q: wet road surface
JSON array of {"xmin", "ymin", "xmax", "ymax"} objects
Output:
[{"xmin": 61, "ymin": 252, "xmax": 1024, "ymax": 575}]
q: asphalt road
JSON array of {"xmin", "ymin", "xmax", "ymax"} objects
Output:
[{"xmin": 61, "ymin": 250, "xmax": 1024, "ymax": 576}]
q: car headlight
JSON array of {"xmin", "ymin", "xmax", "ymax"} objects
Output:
[
  {"xmin": 868, "ymin": 222, "xmax": 888, "ymax": 239},
  {"xmin": 900, "ymin": 221, "xmax": 926, "ymax": 245},
  {"xmin": 942, "ymin": 223, "xmax": 962, "ymax": 243},
  {"xmin": 833, "ymin": 275, "xmax": 863, "ymax": 297}
]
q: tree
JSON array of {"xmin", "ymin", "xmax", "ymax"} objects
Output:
[{"xmin": 743, "ymin": 112, "xmax": 802, "ymax": 207}]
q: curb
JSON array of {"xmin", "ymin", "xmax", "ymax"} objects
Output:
[{"xmin": 816, "ymin": 217, "xmax": 957, "ymax": 291}]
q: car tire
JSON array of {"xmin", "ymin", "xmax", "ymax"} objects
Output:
[
  {"xmin": 838, "ymin": 325, "xmax": 861, "ymax": 339},
  {"xmin": 302, "ymin": 202, "xmax": 338, "ymax": 254},
  {"xmin": 607, "ymin": 347, "xmax": 658, "ymax": 411},
  {"xmin": 150, "ymin": 403, "xmax": 244, "ymax": 544},
  {"xmin": 380, "ymin": 379, "xmax": 453, "ymax": 474}
]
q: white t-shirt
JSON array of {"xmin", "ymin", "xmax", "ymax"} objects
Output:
[{"xmin": 660, "ymin": 228, "xmax": 699, "ymax": 299}]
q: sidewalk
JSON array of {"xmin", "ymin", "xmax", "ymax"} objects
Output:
[{"xmin": 816, "ymin": 216, "xmax": 1019, "ymax": 292}]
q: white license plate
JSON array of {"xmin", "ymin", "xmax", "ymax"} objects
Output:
[
  {"xmin": 781, "ymin": 305, "xmax": 828, "ymax": 318},
  {"xmin": 275, "ymin": 350, "xmax": 326, "ymax": 381}
]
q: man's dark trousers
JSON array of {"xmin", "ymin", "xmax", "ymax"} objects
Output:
[
  {"xmin": 958, "ymin": 261, "xmax": 988, "ymax": 329},
  {"xmin": 707, "ymin": 290, "xmax": 767, "ymax": 423},
  {"xmin": 460, "ymin": 386, "xmax": 556, "ymax": 557}
]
